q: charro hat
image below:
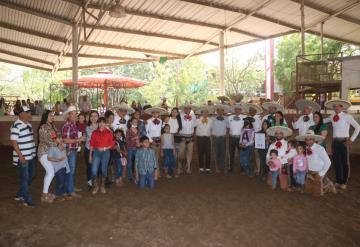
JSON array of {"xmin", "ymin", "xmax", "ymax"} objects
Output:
[{"xmin": 266, "ymin": 126, "xmax": 293, "ymax": 137}]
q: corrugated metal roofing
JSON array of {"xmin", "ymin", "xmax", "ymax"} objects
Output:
[{"xmin": 0, "ymin": 0, "xmax": 359, "ymax": 71}]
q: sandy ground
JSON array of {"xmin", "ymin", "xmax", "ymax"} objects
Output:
[{"xmin": 0, "ymin": 145, "xmax": 360, "ymax": 247}]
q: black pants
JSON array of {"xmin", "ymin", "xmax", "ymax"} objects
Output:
[
  {"xmin": 229, "ymin": 137, "xmax": 240, "ymax": 171},
  {"xmin": 197, "ymin": 136, "xmax": 211, "ymax": 170},
  {"xmin": 258, "ymin": 148, "xmax": 269, "ymax": 179},
  {"xmin": 333, "ymin": 139, "xmax": 349, "ymax": 184},
  {"xmin": 213, "ymin": 136, "xmax": 226, "ymax": 172}
]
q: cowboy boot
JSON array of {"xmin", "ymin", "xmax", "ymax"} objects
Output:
[
  {"xmin": 92, "ymin": 179, "xmax": 99, "ymax": 195},
  {"xmin": 100, "ymin": 177, "xmax": 106, "ymax": 194}
]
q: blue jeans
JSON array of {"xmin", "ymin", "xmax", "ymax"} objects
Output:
[
  {"xmin": 92, "ymin": 150, "xmax": 110, "ymax": 179},
  {"xmin": 163, "ymin": 149, "xmax": 176, "ymax": 176},
  {"xmin": 138, "ymin": 171, "xmax": 155, "ymax": 190},
  {"xmin": 16, "ymin": 158, "xmax": 36, "ymax": 204},
  {"xmin": 55, "ymin": 168, "xmax": 67, "ymax": 196},
  {"xmin": 127, "ymin": 149, "xmax": 137, "ymax": 180},
  {"xmin": 240, "ymin": 146, "xmax": 253, "ymax": 176},
  {"xmin": 65, "ymin": 149, "xmax": 78, "ymax": 194},
  {"xmin": 295, "ymin": 170, "xmax": 306, "ymax": 187},
  {"xmin": 271, "ymin": 170, "xmax": 280, "ymax": 189},
  {"xmin": 113, "ymin": 157, "xmax": 124, "ymax": 178}
]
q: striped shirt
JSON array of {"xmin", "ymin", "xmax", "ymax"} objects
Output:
[{"xmin": 10, "ymin": 119, "xmax": 36, "ymax": 166}]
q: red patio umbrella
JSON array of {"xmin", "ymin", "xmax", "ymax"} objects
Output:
[{"xmin": 62, "ymin": 71, "xmax": 147, "ymax": 106}]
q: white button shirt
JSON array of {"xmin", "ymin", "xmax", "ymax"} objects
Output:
[
  {"xmin": 324, "ymin": 112, "xmax": 360, "ymax": 142},
  {"xmin": 179, "ymin": 113, "xmax": 196, "ymax": 136},
  {"xmin": 167, "ymin": 117, "xmax": 179, "ymax": 134},
  {"xmin": 252, "ymin": 114, "xmax": 262, "ymax": 132},
  {"xmin": 211, "ymin": 116, "xmax": 228, "ymax": 136},
  {"xmin": 112, "ymin": 114, "xmax": 130, "ymax": 132},
  {"xmin": 227, "ymin": 114, "xmax": 247, "ymax": 136},
  {"xmin": 196, "ymin": 117, "xmax": 212, "ymax": 136},
  {"xmin": 292, "ymin": 113, "xmax": 314, "ymax": 135},
  {"xmin": 266, "ymin": 139, "xmax": 288, "ymax": 165},
  {"xmin": 146, "ymin": 117, "xmax": 163, "ymax": 139},
  {"xmin": 307, "ymin": 143, "xmax": 331, "ymax": 177}
]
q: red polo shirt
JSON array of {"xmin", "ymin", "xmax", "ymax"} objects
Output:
[{"xmin": 90, "ymin": 128, "xmax": 115, "ymax": 149}]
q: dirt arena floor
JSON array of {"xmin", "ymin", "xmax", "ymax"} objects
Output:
[{"xmin": 0, "ymin": 146, "xmax": 359, "ymax": 247}]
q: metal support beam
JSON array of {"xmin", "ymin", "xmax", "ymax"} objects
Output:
[
  {"xmin": 219, "ymin": 32, "xmax": 225, "ymax": 96},
  {"xmin": 72, "ymin": 23, "xmax": 79, "ymax": 104},
  {"xmin": 57, "ymin": 61, "xmax": 143, "ymax": 71},
  {"xmin": 0, "ymin": 38, "xmax": 59, "ymax": 55},
  {"xmin": 0, "ymin": 48, "xmax": 55, "ymax": 66},
  {"xmin": 300, "ymin": 0, "xmax": 305, "ymax": 55},
  {"xmin": 0, "ymin": 58, "xmax": 52, "ymax": 71},
  {"xmin": 64, "ymin": 53, "xmax": 152, "ymax": 62},
  {"xmin": 320, "ymin": 22, "xmax": 324, "ymax": 55}
]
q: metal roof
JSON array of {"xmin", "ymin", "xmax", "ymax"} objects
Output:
[{"xmin": 0, "ymin": 0, "xmax": 360, "ymax": 71}]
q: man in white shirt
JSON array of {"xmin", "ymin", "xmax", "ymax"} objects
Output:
[
  {"xmin": 211, "ymin": 104, "xmax": 230, "ymax": 173},
  {"xmin": 145, "ymin": 107, "xmax": 167, "ymax": 175},
  {"xmin": 296, "ymin": 130, "xmax": 336, "ymax": 195},
  {"xmin": 324, "ymin": 100, "xmax": 360, "ymax": 190},
  {"xmin": 195, "ymin": 105, "xmax": 213, "ymax": 172},
  {"xmin": 178, "ymin": 103, "xmax": 197, "ymax": 175},
  {"xmin": 266, "ymin": 126, "xmax": 292, "ymax": 166},
  {"xmin": 292, "ymin": 99, "xmax": 320, "ymax": 135},
  {"xmin": 227, "ymin": 104, "xmax": 247, "ymax": 172},
  {"xmin": 111, "ymin": 102, "xmax": 134, "ymax": 133}
]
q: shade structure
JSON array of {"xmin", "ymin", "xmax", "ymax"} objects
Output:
[{"xmin": 62, "ymin": 71, "xmax": 147, "ymax": 105}]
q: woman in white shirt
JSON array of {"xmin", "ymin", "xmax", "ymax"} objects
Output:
[
  {"xmin": 195, "ymin": 106, "xmax": 213, "ymax": 172},
  {"xmin": 163, "ymin": 108, "xmax": 182, "ymax": 168}
]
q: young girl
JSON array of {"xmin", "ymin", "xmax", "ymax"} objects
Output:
[
  {"xmin": 113, "ymin": 129, "xmax": 127, "ymax": 186},
  {"xmin": 77, "ymin": 113, "xmax": 87, "ymax": 152},
  {"xmin": 239, "ymin": 120, "xmax": 255, "ymax": 176},
  {"xmin": 135, "ymin": 136, "xmax": 159, "ymax": 190},
  {"xmin": 293, "ymin": 144, "xmax": 308, "ymax": 192},
  {"xmin": 284, "ymin": 140, "xmax": 297, "ymax": 190},
  {"xmin": 267, "ymin": 149, "xmax": 282, "ymax": 190},
  {"xmin": 161, "ymin": 124, "xmax": 176, "ymax": 178}
]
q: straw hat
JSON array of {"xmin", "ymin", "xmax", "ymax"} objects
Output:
[
  {"xmin": 112, "ymin": 102, "xmax": 135, "ymax": 114},
  {"xmin": 266, "ymin": 126, "xmax": 293, "ymax": 137},
  {"xmin": 213, "ymin": 104, "xmax": 231, "ymax": 113},
  {"xmin": 144, "ymin": 106, "xmax": 168, "ymax": 115},
  {"xmin": 62, "ymin": 105, "xmax": 78, "ymax": 120},
  {"xmin": 295, "ymin": 99, "xmax": 321, "ymax": 112},
  {"xmin": 325, "ymin": 99, "xmax": 351, "ymax": 110},
  {"xmin": 244, "ymin": 103, "xmax": 263, "ymax": 115},
  {"xmin": 262, "ymin": 102, "xmax": 284, "ymax": 112},
  {"xmin": 230, "ymin": 103, "xmax": 246, "ymax": 113},
  {"xmin": 195, "ymin": 105, "xmax": 214, "ymax": 115},
  {"xmin": 295, "ymin": 130, "xmax": 325, "ymax": 143},
  {"xmin": 179, "ymin": 102, "xmax": 198, "ymax": 111}
]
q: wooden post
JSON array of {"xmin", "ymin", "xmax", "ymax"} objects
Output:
[
  {"xmin": 72, "ymin": 23, "xmax": 79, "ymax": 105},
  {"xmin": 219, "ymin": 31, "xmax": 225, "ymax": 95},
  {"xmin": 320, "ymin": 21, "xmax": 324, "ymax": 55},
  {"xmin": 300, "ymin": 0, "xmax": 305, "ymax": 55}
]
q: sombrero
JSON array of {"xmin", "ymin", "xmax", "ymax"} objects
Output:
[
  {"xmin": 295, "ymin": 99, "xmax": 321, "ymax": 112},
  {"xmin": 62, "ymin": 105, "xmax": 78, "ymax": 120},
  {"xmin": 195, "ymin": 105, "xmax": 214, "ymax": 115},
  {"xmin": 244, "ymin": 103, "xmax": 263, "ymax": 115},
  {"xmin": 295, "ymin": 130, "xmax": 325, "ymax": 143},
  {"xmin": 266, "ymin": 126, "xmax": 293, "ymax": 137},
  {"xmin": 144, "ymin": 106, "xmax": 168, "ymax": 115},
  {"xmin": 112, "ymin": 102, "xmax": 135, "ymax": 114},
  {"xmin": 325, "ymin": 99, "xmax": 351, "ymax": 110},
  {"xmin": 179, "ymin": 102, "xmax": 198, "ymax": 111},
  {"xmin": 213, "ymin": 104, "xmax": 231, "ymax": 113},
  {"xmin": 230, "ymin": 103, "xmax": 246, "ymax": 113},
  {"xmin": 262, "ymin": 102, "xmax": 284, "ymax": 112}
]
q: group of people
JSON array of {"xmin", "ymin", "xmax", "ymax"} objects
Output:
[
  {"xmin": 9, "ymin": 97, "xmax": 360, "ymax": 208},
  {"xmin": 0, "ymin": 98, "xmax": 45, "ymax": 116}
]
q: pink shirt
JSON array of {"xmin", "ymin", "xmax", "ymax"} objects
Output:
[
  {"xmin": 268, "ymin": 158, "xmax": 281, "ymax": 172},
  {"xmin": 293, "ymin": 154, "xmax": 308, "ymax": 173}
]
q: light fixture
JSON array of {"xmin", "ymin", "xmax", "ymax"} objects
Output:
[{"xmin": 109, "ymin": 0, "xmax": 126, "ymax": 18}]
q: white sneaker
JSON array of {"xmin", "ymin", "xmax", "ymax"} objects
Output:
[{"xmin": 199, "ymin": 168, "xmax": 205, "ymax": 172}]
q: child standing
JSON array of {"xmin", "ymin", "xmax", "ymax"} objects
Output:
[
  {"xmin": 284, "ymin": 140, "xmax": 297, "ymax": 190},
  {"xmin": 77, "ymin": 113, "xmax": 87, "ymax": 153},
  {"xmin": 267, "ymin": 149, "xmax": 282, "ymax": 190},
  {"xmin": 293, "ymin": 144, "xmax": 308, "ymax": 192},
  {"xmin": 113, "ymin": 129, "xmax": 127, "ymax": 186},
  {"xmin": 135, "ymin": 136, "xmax": 159, "ymax": 190},
  {"xmin": 239, "ymin": 120, "xmax": 255, "ymax": 176},
  {"xmin": 161, "ymin": 124, "xmax": 176, "ymax": 178}
]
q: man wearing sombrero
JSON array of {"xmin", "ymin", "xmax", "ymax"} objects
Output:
[
  {"xmin": 296, "ymin": 130, "xmax": 336, "ymax": 195},
  {"xmin": 261, "ymin": 101, "xmax": 287, "ymax": 126},
  {"xmin": 178, "ymin": 103, "xmax": 197, "ymax": 175},
  {"xmin": 323, "ymin": 99, "xmax": 360, "ymax": 190},
  {"xmin": 266, "ymin": 126, "xmax": 293, "ymax": 175},
  {"xmin": 227, "ymin": 104, "xmax": 247, "ymax": 172},
  {"xmin": 293, "ymin": 99, "xmax": 321, "ymax": 135},
  {"xmin": 111, "ymin": 102, "xmax": 134, "ymax": 133},
  {"xmin": 145, "ymin": 106, "xmax": 167, "ymax": 176}
]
